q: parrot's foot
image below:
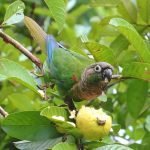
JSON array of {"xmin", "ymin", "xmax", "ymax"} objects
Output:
[
  {"xmin": 64, "ymin": 96, "xmax": 76, "ymax": 111},
  {"xmin": 37, "ymin": 84, "xmax": 49, "ymax": 90},
  {"xmin": 50, "ymin": 83, "xmax": 55, "ymax": 89},
  {"xmin": 38, "ymin": 89, "xmax": 49, "ymax": 100},
  {"xmin": 37, "ymin": 84, "xmax": 50, "ymax": 100},
  {"xmin": 31, "ymin": 68, "xmax": 44, "ymax": 77}
]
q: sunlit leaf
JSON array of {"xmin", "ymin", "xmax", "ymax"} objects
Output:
[
  {"xmin": 0, "ymin": 58, "xmax": 38, "ymax": 93},
  {"xmin": 41, "ymin": 106, "xmax": 81, "ymax": 137},
  {"xmin": 109, "ymin": 18, "xmax": 150, "ymax": 63},
  {"xmin": 137, "ymin": 0, "xmax": 150, "ymax": 24},
  {"xmin": 110, "ymin": 34, "xmax": 129, "ymax": 56},
  {"xmin": 117, "ymin": 0, "xmax": 137, "ymax": 23},
  {"xmin": 91, "ymin": 0, "xmax": 120, "ymax": 7},
  {"xmin": 52, "ymin": 142, "xmax": 77, "ymax": 150},
  {"xmin": 117, "ymin": 50, "xmax": 139, "ymax": 65},
  {"xmin": 44, "ymin": 0, "xmax": 66, "ymax": 31},
  {"xmin": 122, "ymin": 62, "xmax": 150, "ymax": 81},
  {"xmin": 85, "ymin": 42, "xmax": 116, "ymax": 65},
  {"xmin": 2, "ymin": 0, "xmax": 25, "ymax": 26},
  {"xmin": 40, "ymin": 106, "xmax": 69, "ymax": 121}
]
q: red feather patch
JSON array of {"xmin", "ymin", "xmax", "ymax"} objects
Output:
[{"xmin": 71, "ymin": 74, "xmax": 78, "ymax": 82}]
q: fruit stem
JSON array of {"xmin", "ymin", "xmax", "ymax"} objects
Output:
[{"xmin": 76, "ymin": 138, "xmax": 84, "ymax": 150}]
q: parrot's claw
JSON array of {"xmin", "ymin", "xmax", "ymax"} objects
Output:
[
  {"xmin": 37, "ymin": 84, "xmax": 49, "ymax": 90},
  {"xmin": 31, "ymin": 69, "xmax": 44, "ymax": 77},
  {"xmin": 37, "ymin": 84, "xmax": 49, "ymax": 100}
]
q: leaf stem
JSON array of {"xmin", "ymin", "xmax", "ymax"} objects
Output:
[{"xmin": 0, "ymin": 30, "xmax": 43, "ymax": 69}]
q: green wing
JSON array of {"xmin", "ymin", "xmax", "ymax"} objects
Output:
[{"xmin": 48, "ymin": 47, "xmax": 94, "ymax": 93}]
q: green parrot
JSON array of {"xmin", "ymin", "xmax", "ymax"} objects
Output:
[{"xmin": 24, "ymin": 16, "xmax": 114, "ymax": 110}]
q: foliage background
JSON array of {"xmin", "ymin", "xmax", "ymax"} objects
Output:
[{"xmin": 0, "ymin": 0, "xmax": 150, "ymax": 150}]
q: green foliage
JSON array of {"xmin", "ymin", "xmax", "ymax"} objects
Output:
[
  {"xmin": 95, "ymin": 144, "xmax": 133, "ymax": 150},
  {"xmin": 0, "ymin": 0, "xmax": 150, "ymax": 150},
  {"xmin": 41, "ymin": 106, "xmax": 82, "ymax": 138},
  {"xmin": 109, "ymin": 18, "xmax": 150, "ymax": 63},
  {"xmin": 0, "ymin": 58, "xmax": 38, "ymax": 93},
  {"xmin": 44, "ymin": 0, "xmax": 66, "ymax": 31},
  {"xmin": 14, "ymin": 137, "xmax": 62, "ymax": 150},
  {"xmin": 1, "ymin": 111, "xmax": 60, "ymax": 141},
  {"xmin": 2, "ymin": 0, "xmax": 25, "ymax": 26},
  {"xmin": 52, "ymin": 142, "xmax": 77, "ymax": 150}
]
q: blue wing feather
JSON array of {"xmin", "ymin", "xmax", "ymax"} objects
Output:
[{"xmin": 46, "ymin": 35, "xmax": 58, "ymax": 64}]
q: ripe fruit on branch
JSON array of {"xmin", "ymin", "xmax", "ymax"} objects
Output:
[{"xmin": 76, "ymin": 106, "xmax": 112, "ymax": 140}]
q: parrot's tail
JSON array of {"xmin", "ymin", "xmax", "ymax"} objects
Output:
[
  {"xmin": 24, "ymin": 16, "xmax": 47, "ymax": 51},
  {"xmin": 46, "ymin": 35, "xmax": 58, "ymax": 63}
]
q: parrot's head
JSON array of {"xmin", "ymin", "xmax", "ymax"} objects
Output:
[{"xmin": 82, "ymin": 62, "xmax": 114, "ymax": 88}]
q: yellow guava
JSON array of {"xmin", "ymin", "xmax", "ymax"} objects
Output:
[{"xmin": 76, "ymin": 106, "xmax": 112, "ymax": 140}]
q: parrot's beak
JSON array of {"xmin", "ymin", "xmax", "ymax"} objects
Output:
[{"xmin": 102, "ymin": 68, "xmax": 113, "ymax": 82}]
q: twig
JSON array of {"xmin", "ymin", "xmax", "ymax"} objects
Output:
[
  {"xmin": 76, "ymin": 138, "xmax": 83, "ymax": 150},
  {"xmin": 111, "ymin": 74, "xmax": 122, "ymax": 79},
  {"xmin": 0, "ymin": 106, "xmax": 8, "ymax": 117},
  {"xmin": 107, "ymin": 76, "xmax": 135, "ymax": 89},
  {"xmin": 0, "ymin": 30, "xmax": 43, "ymax": 69}
]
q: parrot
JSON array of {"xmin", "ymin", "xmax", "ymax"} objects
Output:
[{"xmin": 24, "ymin": 16, "xmax": 114, "ymax": 110}]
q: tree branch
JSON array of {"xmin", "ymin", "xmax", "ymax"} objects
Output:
[
  {"xmin": 107, "ymin": 76, "xmax": 135, "ymax": 89},
  {"xmin": 0, "ymin": 30, "xmax": 43, "ymax": 69},
  {"xmin": 0, "ymin": 106, "xmax": 8, "ymax": 117}
]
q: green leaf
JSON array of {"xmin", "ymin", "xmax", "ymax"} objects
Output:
[
  {"xmin": 90, "ymin": 0, "xmax": 120, "ymax": 7},
  {"xmin": 52, "ymin": 142, "xmax": 77, "ymax": 150},
  {"xmin": 95, "ymin": 144, "xmax": 133, "ymax": 150},
  {"xmin": 126, "ymin": 79, "xmax": 148, "ymax": 118},
  {"xmin": 137, "ymin": 0, "xmax": 150, "ymax": 24},
  {"xmin": 14, "ymin": 137, "xmax": 62, "ymax": 150},
  {"xmin": 44, "ymin": 0, "xmax": 66, "ymax": 31},
  {"xmin": 145, "ymin": 115, "xmax": 150, "ymax": 132},
  {"xmin": 85, "ymin": 42, "xmax": 115, "ymax": 65},
  {"xmin": 8, "ymin": 93, "xmax": 36, "ymax": 111},
  {"xmin": 84, "ymin": 141, "xmax": 106, "ymax": 149},
  {"xmin": 41, "ymin": 106, "xmax": 81, "ymax": 137},
  {"xmin": 117, "ymin": 50, "xmax": 139, "ymax": 65},
  {"xmin": 117, "ymin": 0, "xmax": 137, "ymax": 23},
  {"xmin": 112, "ymin": 124, "xmax": 121, "ymax": 134},
  {"xmin": 0, "ymin": 58, "xmax": 38, "ymax": 93},
  {"xmin": 110, "ymin": 34, "xmax": 129, "ymax": 56},
  {"xmin": 40, "ymin": 106, "xmax": 69, "ymax": 121},
  {"xmin": 1, "ymin": 111, "xmax": 60, "ymax": 141},
  {"xmin": 2, "ymin": 0, "xmax": 25, "ymax": 26},
  {"xmin": 109, "ymin": 18, "xmax": 150, "ymax": 63},
  {"xmin": 122, "ymin": 62, "xmax": 150, "ymax": 81},
  {"xmin": 55, "ymin": 121, "xmax": 81, "ymax": 137}
]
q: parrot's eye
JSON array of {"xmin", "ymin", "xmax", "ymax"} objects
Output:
[{"xmin": 94, "ymin": 65, "xmax": 101, "ymax": 73}]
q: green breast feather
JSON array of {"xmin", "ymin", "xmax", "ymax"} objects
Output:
[{"xmin": 46, "ymin": 46, "xmax": 94, "ymax": 94}]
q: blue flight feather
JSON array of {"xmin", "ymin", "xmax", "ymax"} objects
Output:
[{"xmin": 46, "ymin": 35, "xmax": 58, "ymax": 63}]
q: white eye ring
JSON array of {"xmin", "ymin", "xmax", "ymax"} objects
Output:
[{"xmin": 94, "ymin": 65, "xmax": 101, "ymax": 72}]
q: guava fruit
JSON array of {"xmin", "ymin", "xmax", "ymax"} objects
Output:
[{"xmin": 76, "ymin": 106, "xmax": 112, "ymax": 140}]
